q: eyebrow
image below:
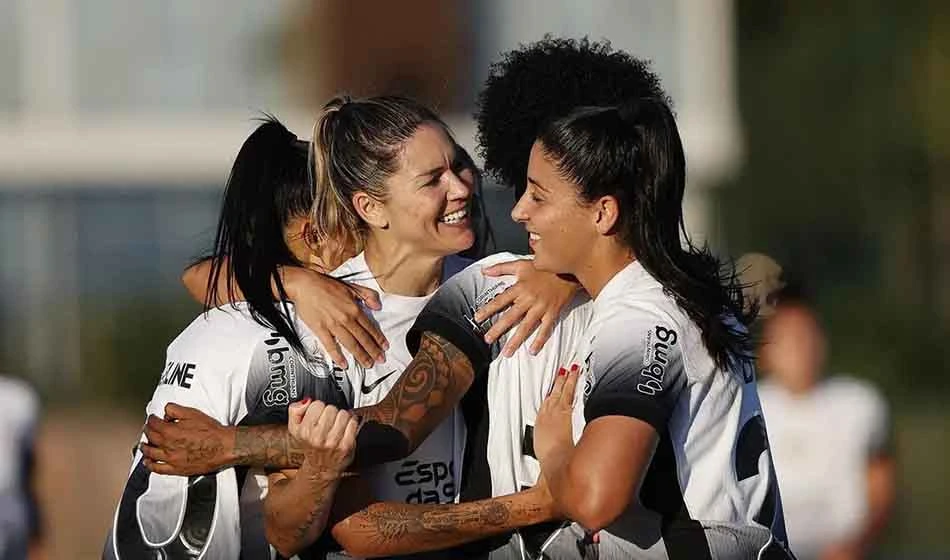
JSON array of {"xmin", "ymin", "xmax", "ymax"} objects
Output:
[
  {"xmin": 414, "ymin": 146, "xmax": 459, "ymax": 180},
  {"xmin": 527, "ymin": 176, "xmax": 550, "ymax": 192},
  {"xmin": 415, "ymin": 164, "xmax": 445, "ymax": 179}
]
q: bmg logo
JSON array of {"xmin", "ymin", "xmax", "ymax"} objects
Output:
[{"xmin": 395, "ymin": 460, "xmax": 456, "ymax": 504}]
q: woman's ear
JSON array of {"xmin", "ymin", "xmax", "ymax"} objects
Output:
[
  {"xmin": 352, "ymin": 191, "xmax": 388, "ymax": 229},
  {"xmin": 593, "ymin": 195, "xmax": 620, "ymax": 235}
]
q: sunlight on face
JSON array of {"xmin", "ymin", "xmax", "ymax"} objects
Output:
[
  {"xmin": 510, "ymin": 141, "xmax": 597, "ymax": 274},
  {"xmin": 377, "ymin": 123, "xmax": 475, "ymax": 257}
]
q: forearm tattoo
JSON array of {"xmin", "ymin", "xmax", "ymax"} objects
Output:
[
  {"xmin": 233, "ymin": 424, "xmax": 305, "ymax": 469},
  {"xmin": 266, "ymin": 472, "xmax": 340, "ymax": 554},
  {"xmin": 353, "ymin": 496, "xmax": 547, "ymax": 554},
  {"xmin": 356, "ymin": 332, "xmax": 474, "ymax": 462}
]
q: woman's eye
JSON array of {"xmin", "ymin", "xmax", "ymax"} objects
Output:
[
  {"xmin": 530, "ymin": 193, "xmax": 543, "ymax": 203},
  {"xmin": 425, "ymin": 174, "xmax": 441, "ymax": 187}
]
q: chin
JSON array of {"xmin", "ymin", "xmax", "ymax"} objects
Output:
[{"xmin": 532, "ymin": 250, "xmax": 571, "ymax": 275}]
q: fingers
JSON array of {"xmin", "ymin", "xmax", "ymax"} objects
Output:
[
  {"xmin": 139, "ymin": 442, "xmax": 167, "ymax": 463},
  {"xmin": 481, "ymin": 260, "xmax": 531, "ymax": 278},
  {"xmin": 561, "ymin": 365, "xmax": 581, "ymax": 404},
  {"xmin": 545, "ymin": 365, "xmax": 580, "ymax": 405},
  {"xmin": 355, "ymin": 311, "xmax": 389, "ymax": 356},
  {"xmin": 288, "ymin": 398, "xmax": 311, "ymax": 432},
  {"xmin": 345, "ymin": 319, "xmax": 386, "ymax": 366},
  {"xmin": 325, "ymin": 409, "xmax": 353, "ymax": 447},
  {"xmin": 299, "ymin": 400, "xmax": 327, "ymax": 442},
  {"xmin": 142, "ymin": 459, "xmax": 179, "ymax": 476},
  {"xmin": 312, "ymin": 404, "xmax": 340, "ymax": 444},
  {"xmin": 314, "ymin": 326, "xmax": 348, "ymax": 369},
  {"xmin": 501, "ymin": 309, "xmax": 544, "ymax": 358},
  {"xmin": 144, "ymin": 415, "xmax": 168, "ymax": 445},
  {"xmin": 333, "ymin": 328, "xmax": 375, "ymax": 369},
  {"xmin": 342, "ymin": 414, "xmax": 360, "ymax": 445},
  {"xmin": 546, "ymin": 367, "xmax": 569, "ymax": 399},
  {"xmin": 473, "ymin": 287, "xmax": 518, "ymax": 325},
  {"xmin": 528, "ymin": 316, "xmax": 557, "ymax": 356},
  {"xmin": 163, "ymin": 402, "xmax": 198, "ymax": 421},
  {"xmin": 348, "ymin": 283, "xmax": 382, "ymax": 311}
]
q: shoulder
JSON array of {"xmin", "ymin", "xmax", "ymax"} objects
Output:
[
  {"xmin": 166, "ymin": 305, "xmax": 275, "ymax": 377},
  {"xmin": 822, "ymin": 376, "xmax": 888, "ymax": 416}
]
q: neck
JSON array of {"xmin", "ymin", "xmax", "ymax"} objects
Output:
[
  {"xmin": 574, "ymin": 239, "xmax": 636, "ymax": 299},
  {"xmin": 364, "ymin": 235, "xmax": 444, "ymax": 297}
]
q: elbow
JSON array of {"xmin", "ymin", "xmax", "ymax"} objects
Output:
[
  {"xmin": 266, "ymin": 534, "xmax": 301, "ymax": 560},
  {"xmin": 561, "ymin": 477, "xmax": 628, "ymax": 533},
  {"xmin": 333, "ymin": 524, "xmax": 384, "ymax": 559},
  {"xmin": 265, "ymin": 523, "xmax": 306, "ymax": 559}
]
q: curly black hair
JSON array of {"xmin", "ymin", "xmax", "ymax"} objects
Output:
[{"xmin": 475, "ymin": 36, "xmax": 668, "ymax": 197}]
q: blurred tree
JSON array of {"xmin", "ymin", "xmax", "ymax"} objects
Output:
[{"xmin": 719, "ymin": 0, "xmax": 950, "ymax": 398}]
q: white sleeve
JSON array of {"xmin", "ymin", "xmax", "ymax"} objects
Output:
[{"xmin": 103, "ymin": 338, "xmax": 248, "ymax": 560}]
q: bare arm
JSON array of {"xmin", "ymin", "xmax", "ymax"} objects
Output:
[
  {"xmin": 543, "ymin": 416, "xmax": 657, "ymax": 532},
  {"xmin": 349, "ymin": 331, "xmax": 475, "ymax": 468},
  {"xmin": 181, "ymin": 256, "xmax": 385, "ymax": 368},
  {"xmin": 182, "ymin": 257, "xmax": 236, "ymax": 305},
  {"xmin": 533, "ymin": 369, "xmax": 658, "ymax": 532},
  {"xmin": 142, "ymin": 332, "xmax": 474, "ymax": 474},
  {"xmin": 328, "ymin": 479, "xmax": 554, "ymax": 558},
  {"xmin": 264, "ymin": 401, "xmax": 358, "ymax": 558},
  {"xmin": 860, "ymin": 455, "xmax": 896, "ymax": 549}
]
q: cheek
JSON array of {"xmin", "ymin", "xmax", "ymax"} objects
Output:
[{"xmin": 389, "ymin": 191, "xmax": 441, "ymax": 229}]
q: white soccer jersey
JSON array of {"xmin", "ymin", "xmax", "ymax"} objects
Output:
[
  {"xmin": 758, "ymin": 377, "xmax": 890, "ymax": 559},
  {"xmin": 103, "ymin": 303, "xmax": 351, "ymax": 560},
  {"xmin": 327, "ymin": 253, "xmax": 468, "ymax": 508},
  {"xmin": 407, "ymin": 257, "xmax": 793, "ymax": 560}
]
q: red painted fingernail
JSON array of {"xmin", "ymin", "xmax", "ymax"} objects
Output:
[
  {"xmin": 557, "ymin": 367, "xmax": 566, "ymax": 377},
  {"xmin": 300, "ymin": 397, "xmax": 312, "ymax": 406},
  {"xmin": 571, "ymin": 364, "xmax": 579, "ymax": 372}
]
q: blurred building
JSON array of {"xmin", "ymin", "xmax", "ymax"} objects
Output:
[{"xmin": 0, "ymin": 0, "xmax": 741, "ymax": 397}]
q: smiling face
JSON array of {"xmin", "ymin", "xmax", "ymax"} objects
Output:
[
  {"xmin": 367, "ymin": 123, "xmax": 475, "ymax": 257},
  {"xmin": 510, "ymin": 141, "xmax": 601, "ymax": 274}
]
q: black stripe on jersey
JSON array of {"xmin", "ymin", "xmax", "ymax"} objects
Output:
[
  {"xmin": 112, "ymin": 462, "xmax": 217, "ymax": 559},
  {"xmin": 407, "ymin": 311, "xmax": 493, "ymax": 375},
  {"xmin": 638, "ymin": 431, "xmax": 712, "ymax": 560}
]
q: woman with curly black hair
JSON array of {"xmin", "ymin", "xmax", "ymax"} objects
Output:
[{"xmin": 475, "ymin": 36, "xmax": 667, "ymax": 199}]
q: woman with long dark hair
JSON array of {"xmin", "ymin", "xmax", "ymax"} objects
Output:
[
  {"xmin": 103, "ymin": 117, "xmax": 360, "ymax": 559},
  {"xmin": 517, "ymin": 99, "xmax": 793, "ymax": 558}
]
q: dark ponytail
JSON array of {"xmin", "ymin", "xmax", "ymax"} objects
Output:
[
  {"xmin": 206, "ymin": 116, "xmax": 312, "ymax": 353},
  {"xmin": 539, "ymin": 98, "xmax": 754, "ymax": 368}
]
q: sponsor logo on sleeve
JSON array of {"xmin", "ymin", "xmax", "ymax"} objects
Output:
[
  {"xmin": 261, "ymin": 333, "xmax": 299, "ymax": 407},
  {"xmin": 160, "ymin": 361, "xmax": 196, "ymax": 389},
  {"xmin": 463, "ymin": 280, "xmax": 510, "ymax": 335},
  {"xmin": 637, "ymin": 326, "xmax": 678, "ymax": 396}
]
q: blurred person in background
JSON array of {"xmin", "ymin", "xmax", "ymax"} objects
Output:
[
  {"xmin": 0, "ymin": 376, "xmax": 43, "ymax": 560},
  {"xmin": 754, "ymin": 275, "xmax": 895, "ymax": 560}
]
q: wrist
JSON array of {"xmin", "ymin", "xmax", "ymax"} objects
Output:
[
  {"xmin": 537, "ymin": 441, "xmax": 573, "ymax": 473},
  {"xmin": 525, "ymin": 484, "xmax": 558, "ymax": 522},
  {"xmin": 299, "ymin": 456, "xmax": 347, "ymax": 482},
  {"xmin": 224, "ymin": 426, "xmax": 246, "ymax": 467}
]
